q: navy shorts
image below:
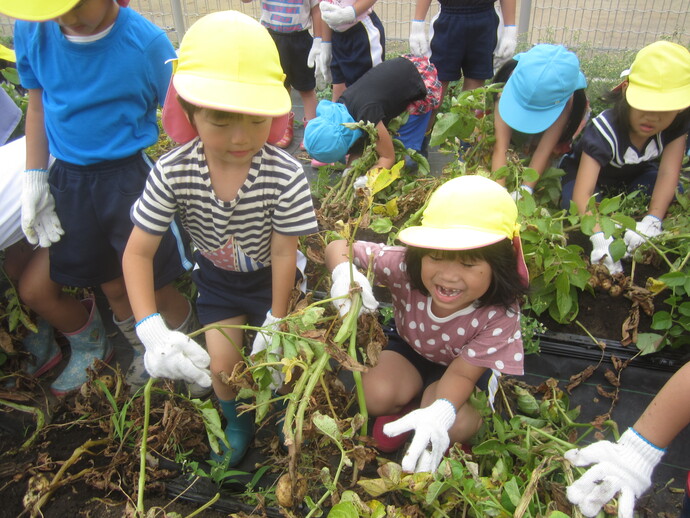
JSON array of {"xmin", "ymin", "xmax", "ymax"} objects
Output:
[
  {"xmin": 192, "ymin": 252, "xmax": 303, "ymax": 327},
  {"xmin": 382, "ymin": 323, "xmax": 490, "ymax": 390},
  {"xmin": 269, "ymin": 29, "xmax": 316, "ymax": 92},
  {"xmin": 430, "ymin": 5, "xmax": 498, "ymax": 82},
  {"xmin": 48, "ymin": 152, "xmax": 191, "ymax": 288},
  {"xmin": 331, "ymin": 12, "xmax": 385, "ymax": 86}
]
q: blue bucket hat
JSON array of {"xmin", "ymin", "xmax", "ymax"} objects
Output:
[
  {"xmin": 498, "ymin": 44, "xmax": 587, "ymax": 134},
  {"xmin": 304, "ymin": 100, "xmax": 363, "ymax": 164}
]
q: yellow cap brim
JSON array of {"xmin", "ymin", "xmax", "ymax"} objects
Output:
[
  {"xmin": 174, "ymin": 74, "xmax": 291, "ymax": 118},
  {"xmin": 0, "ymin": 0, "xmax": 80, "ymax": 21},
  {"xmin": 626, "ymin": 83, "xmax": 690, "ymax": 112},
  {"xmin": 398, "ymin": 226, "xmax": 507, "ymax": 250}
]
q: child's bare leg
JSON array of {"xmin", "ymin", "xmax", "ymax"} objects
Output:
[
  {"xmin": 462, "ymin": 77, "xmax": 485, "ymax": 91},
  {"xmin": 298, "ymin": 89, "xmax": 318, "ymax": 121},
  {"xmin": 331, "ymin": 82, "xmax": 347, "ymax": 102},
  {"xmin": 205, "ymin": 316, "xmax": 246, "ymax": 400},
  {"xmin": 362, "ymin": 350, "xmax": 422, "ymax": 415},
  {"xmin": 101, "ymin": 276, "xmax": 189, "ymax": 328},
  {"xmin": 17, "ymin": 247, "xmax": 88, "ymax": 333}
]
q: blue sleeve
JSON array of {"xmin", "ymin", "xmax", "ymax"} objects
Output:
[
  {"xmin": 144, "ymin": 32, "xmax": 175, "ymax": 108},
  {"xmin": 13, "ymin": 21, "xmax": 40, "ymax": 89}
]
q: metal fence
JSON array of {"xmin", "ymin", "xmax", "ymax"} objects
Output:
[{"xmin": 1, "ymin": 0, "xmax": 689, "ymax": 53}]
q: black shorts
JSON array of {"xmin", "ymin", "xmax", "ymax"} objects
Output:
[
  {"xmin": 48, "ymin": 152, "xmax": 191, "ymax": 288},
  {"xmin": 192, "ymin": 252, "xmax": 303, "ymax": 328},
  {"xmin": 268, "ymin": 28, "xmax": 316, "ymax": 92},
  {"xmin": 430, "ymin": 5, "xmax": 498, "ymax": 82},
  {"xmin": 331, "ymin": 12, "xmax": 385, "ymax": 86},
  {"xmin": 382, "ymin": 322, "xmax": 490, "ymax": 390}
]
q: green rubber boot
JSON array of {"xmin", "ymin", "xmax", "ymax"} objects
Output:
[
  {"xmin": 22, "ymin": 317, "xmax": 62, "ymax": 377},
  {"xmin": 213, "ymin": 399, "xmax": 254, "ymax": 468},
  {"xmin": 50, "ymin": 296, "xmax": 112, "ymax": 396}
]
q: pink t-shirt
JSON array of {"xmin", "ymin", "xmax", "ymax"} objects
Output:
[{"xmin": 351, "ymin": 241, "xmax": 524, "ymax": 375}]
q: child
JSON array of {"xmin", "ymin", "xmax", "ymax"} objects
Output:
[
  {"xmin": 317, "ymin": 0, "xmax": 385, "ymax": 102},
  {"xmin": 243, "ymin": 0, "xmax": 324, "ymax": 149},
  {"xmin": 560, "ymin": 41, "xmax": 690, "ymax": 275},
  {"xmin": 491, "ymin": 44, "xmax": 588, "ymax": 196},
  {"xmin": 565, "ymin": 360, "xmax": 690, "ymax": 518},
  {"xmin": 409, "ymin": 0, "xmax": 517, "ymax": 96},
  {"xmin": 303, "ymin": 54, "xmax": 442, "ymax": 170},
  {"xmin": 5, "ymin": 0, "xmax": 195, "ymax": 395},
  {"xmin": 123, "ymin": 11, "xmax": 319, "ymax": 467},
  {"xmin": 324, "ymin": 175, "xmax": 529, "ymax": 473}
]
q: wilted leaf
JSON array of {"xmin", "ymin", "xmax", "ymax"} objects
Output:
[{"xmin": 566, "ymin": 365, "xmax": 596, "ymax": 394}]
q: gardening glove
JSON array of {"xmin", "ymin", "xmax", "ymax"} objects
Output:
[
  {"xmin": 564, "ymin": 428, "xmax": 665, "ymax": 518},
  {"xmin": 590, "ymin": 232, "xmax": 623, "ymax": 275},
  {"xmin": 21, "ymin": 169, "xmax": 64, "ymax": 247},
  {"xmin": 317, "ymin": 41, "xmax": 333, "ymax": 85},
  {"xmin": 383, "ymin": 398, "xmax": 457, "ymax": 473},
  {"xmin": 409, "ymin": 20, "xmax": 430, "ymax": 57},
  {"xmin": 250, "ymin": 311, "xmax": 282, "ymax": 356},
  {"xmin": 509, "ymin": 184, "xmax": 533, "ymax": 202},
  {"xmin": 494, "ymin": 25, "xmax": 517, "ymax": 67},
  {"xmin": 353, "ymin": 175, "xmax": 367, "ymax": 191},
  {"xmin": 307, "ymin": 37, "xmax": 322, "ymax": 70},
  {"xmin": 136, "ymin": 313, "xmax": 212, "ymax": 387},
  {"xmin": 319, "ymin": 2, "xmax": 356, "ymax": 31},
  {"xmin": 330, "ymin": 261, "xmax": 379, "ymax": 318},
  {"xmin": 623, "ymin": 215, "xmax": 662, "ymax": 256},
  {"xmin": 251, "ymin": 311, "xmax": 285, "ymax": 390}
]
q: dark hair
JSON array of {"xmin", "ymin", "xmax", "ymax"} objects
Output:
[
  {"xmin": 177, "ymin": 96, "xmax": 240, "ymax": 126},
  {"xmin": 404, "ymin": 239, "xmax": 528, "ymax": 309},
  {"xmin": 601, "ymin": 88, "xmax": 690, "ymax": 136}
]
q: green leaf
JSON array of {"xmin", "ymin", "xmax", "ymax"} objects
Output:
[
  {"xmin": 636, "ymin": 333, "xmax": 665, "ymax": 355},
  {"xmin": 651, "ymin": 311, "xmax": 672, "ymax": 330},
  {"xmin": 327, "ymin": 502, "xmax": 359, "ymax": 518},
  {"xmin": 598, "ymin": 196, "xmax": 621, "ymax": 214},
  {"xmin": 609, "ymin": 238, "xmax": 627, "ymax": 261},
  {"xmin": 659, "ymin": 271, "xmax": 688, "ymax": 287},
  {"xmin": 581, "ymin": 214, "xmax": 597, "ymax": 235},
  {"xmin": 313, "ymin": 411, "xmax": 342, "ymax": 443},
  {"xmin": 555, "ymin": 273, "xmax": 573, "ymax": 321},
  {"xmin": 370, "ymin": 216, "xmax": 393, "ymax": 234},
  {"xmin": 503, "ymin": 476, "xmax": 522, "ymax": 506}
]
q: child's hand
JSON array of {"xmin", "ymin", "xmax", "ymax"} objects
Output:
[
  {"xmin": 589, "ymin": 232, "xmax": 623, "ymax": 275},
  {"xmin": 564, "ymin": 428, "xmax": 665, "ymax": 518},
  {"xmin": 409, "ymin": 20, "xmax": 430, "ymax": 57},
  {"xmin": 330, "ymin": 262, "xmax": 378, "ymax": 317},
  {"xmin": 319, "ymin": 2, "xmax": 356, "ymax": 30},
  {"xmin": 383, "ymin": 398, "xmax": 456, "ymax": 473},
  {"xmin": 135, "ymin": 313, "xmax": 212, "ymax": 387},
  {"xmin": 317, "ymin": 41, "xmax": 333, "ymax": 85},
  {"xmin": 250, "ymin": 311, "xmax": 282, "ymax": 356},
  {"xmin": 21, "ymin": 169, "xmax": 64, "ymax": 247},
  {"xmin": 623, "ymin": 215, "xmax": 662, "ymax": 256}
]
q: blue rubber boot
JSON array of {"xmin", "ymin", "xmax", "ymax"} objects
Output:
[
  {"xmin": 22, "ymin": 317, "xmax": 62, "ymax": 377},
  {"xmin": 213, "ymin": 399, "xmax": 254, "ymax": 468},
  {"xmin": 50, "ymin": 296, "xmax": 113, "ymax": 397}
]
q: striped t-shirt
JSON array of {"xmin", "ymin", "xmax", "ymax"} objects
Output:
[{"xmin": 131, "ymin": 138, "xmax": 319, "ymax": 272}]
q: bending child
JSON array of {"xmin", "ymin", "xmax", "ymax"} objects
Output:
[
  {"xmin": 491, "ymin": 44, "xmax": 588, "ymax": 197},
  {"xmin": 560, "ymin": 41, "xmax": 690, "ymax": 275},
  {"xmin": 325, "ymin": 175, "xmax": 529, "ymax": 473},
  {"xmin": 4, "ymin": 0, "xmax": 192, "ymax": 396},
  {"xmin": 123, "ymin": 11, "xmax": 319, "ymax": 467},
  {"xmin": 304, "ymin": 54, "xmax": 442, "ymax": 171}
]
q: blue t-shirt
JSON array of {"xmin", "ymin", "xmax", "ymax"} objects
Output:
[{"xmin": 14, "ymin": 7, "xmax": 175, "ymax": 165}]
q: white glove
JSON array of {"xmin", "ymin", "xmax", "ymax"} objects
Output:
[
  {"xmin": 510, "ymin": 184, "xmax": 533, "ymax": 202},
  {"xmin": 307, "ymin": 37, "xmax": 321, "ymax": 69},
  {"xmin": 564, "ymin": 428, "xmax": 665, "ymax": 518},
  {"xmin": 623, "ymin": 215, "xmax": 662, "ymax": 256},
  {"xmin": 353, "ymin": 175, "xmax": 367, "ymax": 190},
  {"xmin": 409, "ymin": 20, "xmax": 430, "ymax": 57},
  {"xmin": 21, "ymin": 169, "xmax": 64, "ymax": 247},
  {"xmin": 136, "ymin": 313, "xmax": 212, "ymax": 387},
  {"xmin": 318, "ymin": 41, "xmax": 333, "ymax": 85},
  {"xmin": 383, "ymin": 398, "xmax": 457, "ymax": 473},
  {"xmin": 330, "ymin": 261, "xmax": 379, "ymax": 317},
  {"xmin": 250, "ymin": 311, "xmax": 282, "ymax": 356},
  {"xmin": 494, "ymin": 25, "xmax": 517, "ymax": 66},
  {"xmin": 590, "ymin": 232, "xmax": 623, "ymax": 275},
  {"xmin": 319, "ymin": 2, "xmax": 356, "ymax": 30}
]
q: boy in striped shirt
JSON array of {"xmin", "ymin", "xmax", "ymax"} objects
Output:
[{"xmin": 123, "ymin": 11, "xmax": 318, "ymax": 467}]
